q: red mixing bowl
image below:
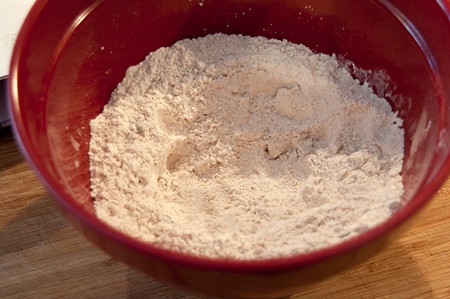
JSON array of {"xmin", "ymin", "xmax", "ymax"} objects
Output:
[{"xmin": 8, "ymin": 0, "xmax": 450, "ymax": 298}]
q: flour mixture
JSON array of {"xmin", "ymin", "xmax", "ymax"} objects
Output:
[{"xmin": 89, "ymin": 34, "xmax": 404, "ymax": 259}]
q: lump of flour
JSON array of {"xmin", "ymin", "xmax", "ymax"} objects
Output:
[{"xmin": 89, "ymin": 34, "xmax": 404, "ymax": 259}]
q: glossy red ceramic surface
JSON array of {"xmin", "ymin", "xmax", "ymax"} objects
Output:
[{"xmin": 8, "ymin": 0, "xmax": 450, "ymax": 297}]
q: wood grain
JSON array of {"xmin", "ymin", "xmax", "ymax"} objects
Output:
[{"xmin": 1, "ymin": 126, "xmax": 449, "ymax": 299}]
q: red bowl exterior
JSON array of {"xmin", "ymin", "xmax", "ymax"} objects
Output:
[{"xmin": 8, "ymin": 0, "xmax": 450, "ymax": 297}]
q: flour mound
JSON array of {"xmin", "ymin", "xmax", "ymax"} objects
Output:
[{"xmin": 89, "ymin": 34, "xmax": 404, "ymax": 259}]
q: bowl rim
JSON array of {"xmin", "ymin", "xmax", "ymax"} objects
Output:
[{"xmin": 8, "ymin": 0, "xmax": 450, "ymax": 272}]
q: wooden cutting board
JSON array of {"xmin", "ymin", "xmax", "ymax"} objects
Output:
[{"xmin": 1, "ymin": 126, "xmax": 449, "ymax": 298}]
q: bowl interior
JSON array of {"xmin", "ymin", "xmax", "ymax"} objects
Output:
[{"xmin": 10, "ymin": 0, "xmax": 450, "ymax": 262}]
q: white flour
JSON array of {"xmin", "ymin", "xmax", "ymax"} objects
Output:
[{"xmin": 89, "ymin": 34, "xmax": 404, "ymax": 259}]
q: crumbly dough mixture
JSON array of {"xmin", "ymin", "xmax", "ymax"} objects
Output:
[{"xmin": 89, "ymin": 34, "xmax": 404, "ymax": 259}]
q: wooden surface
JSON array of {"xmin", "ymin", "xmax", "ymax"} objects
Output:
[{"xmin": 1, "ymin": 126, "xmax": 449, "ymax": 299}]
